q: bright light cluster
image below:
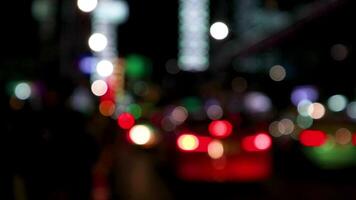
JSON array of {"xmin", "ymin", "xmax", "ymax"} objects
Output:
[
  {"xmin": 129, "ymin": 125, "xmax": 153, "ymax": 145},
  {"xmin": 210, "ymin": 22, "xmax": 229, "ymax": 40},
  {"xmin": 177, "ymin": 134, "xmax": 199, "ymax": 151},
  {"xmin": 207, "ymin": 140, "xmax": 224, "ymax": 159},
  {"xmin": 93, "ymin": 0, "xmax": 129, "ymax": 24},
  {"xmin": 242, "ymin": 133, "xmax": 272, "ymax": 152},
  {"xmin": 96, "ymin": 60, "xmax": 114, "ymax": 77},
  {"xmin": 88, "ymin": 33, "xmax": 108, "ymax": 52},
  {"xmin": 254, "ymin": 133, "xmax": 272, "ymax": 150},
  {"xmin": 91, "ymin": 80, "xmax": 108, "ymax": 96},
  {"xmin": 117, "ymin": 112, "xmax": 135, "ymax": 129},
  {"xmin": 208, "ymin": 120, "xmax": 233, "ymax": 139},
  {"xmin": 14, "ymin": 82, "xmax": 31, "ymax": 100},
  {"xmin": 307, "ymin": 102, "xmax": 326, "ymax": 119},
  {"xmin": 77, "ymin": 0, "xmax": 98, "ymax": 13}
]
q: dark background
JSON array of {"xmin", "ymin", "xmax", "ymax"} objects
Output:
[{"xmin": 1, "ymin": 0, "xmax": 356, "ymax": 199}]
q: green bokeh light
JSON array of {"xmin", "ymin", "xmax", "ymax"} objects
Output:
[
  {"xmin": 125, "ymin": 54, "xmax": 151, "ymax": 79},
  {"xmin": 127, "ymin": 103, "xmax": 142, "ymax": 119},
  {"xmin": 182, "ymin": 97, "xmax": 202, "ymax": 113},
  {"xmin": 304, "ymin": 139, "xmax": 356, "ymax": 169}
]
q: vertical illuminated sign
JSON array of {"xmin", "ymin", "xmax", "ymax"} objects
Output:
[{"xmin": 178, "ymin": 0, "xmax": 210, "ymax": 71}]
